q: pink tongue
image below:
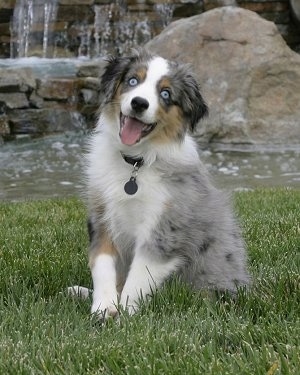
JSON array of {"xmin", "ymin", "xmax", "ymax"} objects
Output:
[{"xmin": 120, "ymin": 117, "xmax": 144, "ymax": 145}]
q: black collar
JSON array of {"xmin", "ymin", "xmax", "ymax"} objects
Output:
[{"xmin": 121, "ymin": 153, "xmax": 144, "ymax": 168}]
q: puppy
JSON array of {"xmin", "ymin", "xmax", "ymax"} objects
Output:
[{"xmin": 85, "ymin": 49, "xmax": 250, "ymax": 318}]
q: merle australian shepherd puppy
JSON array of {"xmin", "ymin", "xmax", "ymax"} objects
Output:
[{"xmin": 81, "ymin": 49, "xmax": 250, "ymax": 319}]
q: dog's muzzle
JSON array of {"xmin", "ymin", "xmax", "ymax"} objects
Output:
[{"xmin": 119, "ymin": 114, "xmax": 156, "ymax": 146}]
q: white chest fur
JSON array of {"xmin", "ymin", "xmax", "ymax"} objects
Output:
[
  {"xmin": 106, "ymin": 165, "xmax": 169, "ymax": 246},
  {"xmin": 87, "ymin": 127, "xmax": 200, "ymax": 248},
  {"xmin": 87, "ymin": 138, "xmax": 170, "ymax": 247}
]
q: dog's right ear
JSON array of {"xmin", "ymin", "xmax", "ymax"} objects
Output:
[{"xmin": 100, "ymin": 56, "xmax": 132, "ymax": 105}]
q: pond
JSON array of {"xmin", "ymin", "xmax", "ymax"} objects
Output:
[{"xmin": 0, "ymin": 133, "xmax": 299, "ymax": 201}]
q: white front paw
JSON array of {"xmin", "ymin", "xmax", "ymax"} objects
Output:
[
  {"xmin": 91, "ymin": 301, "xmax": 118, "ymax": 319},
  {"xmin": 91, "ymin": 295, "xmax": 118, "ymax": 320}
]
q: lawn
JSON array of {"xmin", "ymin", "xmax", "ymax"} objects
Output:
[{"xmin": 0, "ymin": 189, "xmax": 299, "ymax": 374}]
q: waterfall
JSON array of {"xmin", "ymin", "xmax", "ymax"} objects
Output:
[
  {"xmin": 11, "ymin": 0, "xmax": 58, "ymax": 58},
  {"xmin": 154, "ymin": 3, "xmax": 175, "ymax": 28},
  {"xmin": 9, "ymin": 0, "xmax": 174, "ymax": 59},
  {"xmin": 43, "ymin": 1, "xmax": 58, "ymax": 57}
]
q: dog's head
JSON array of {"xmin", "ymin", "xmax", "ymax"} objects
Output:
[{"xmin": 99, "ymin": 49, "xmax": 208, "ymax": 146}]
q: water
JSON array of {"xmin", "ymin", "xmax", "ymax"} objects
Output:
[
  {"xmin": 11, "ymin": 0, "xmax": 58, "ymax": 58},
  {"xmin": 0, "ymin": 133, "xmax": 85, "ymax": 201},
  {"xmin": 154, "ymin": 3, "xmax": 175, "ymax": 28},
  {"xmin": 10, "ymin": 0, "xmax": 174, "ymax": 58},
  {"xmin": 0, "ymin": 134, "xmax": 299, "ymax": 201},
  {"xmin": 202, "ymin": 144, "xmax": 300, "ymax": 191},
  {"xmin": 0, "ymin": 57, "xmax": 86, "ymax": 77}
]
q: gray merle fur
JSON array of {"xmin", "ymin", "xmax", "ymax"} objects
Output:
[{"xmin": 88, "ymin": 49, "xmax": 250, "ymax": 303}]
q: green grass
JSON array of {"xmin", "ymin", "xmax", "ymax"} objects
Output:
[{"xmin": 0, "ymin": 189, "xmax": 299, "ymax": 374}]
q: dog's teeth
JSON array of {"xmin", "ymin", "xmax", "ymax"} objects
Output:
[{"xmin": 142, "ymin": 124, "xmax": 154, "ymax": 132}]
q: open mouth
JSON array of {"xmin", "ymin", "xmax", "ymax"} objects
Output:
[{"xmin": 119, "ymin": 113, "xmax": 156, "ymax": 146}]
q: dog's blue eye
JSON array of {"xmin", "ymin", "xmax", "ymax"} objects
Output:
[
  {"xmin": 128, "ymin": 77, "xmax": 138, "ymax": 87},
  {"xmin": 160, "ymin": 89, "xmax": 170, "ymax": 101}
]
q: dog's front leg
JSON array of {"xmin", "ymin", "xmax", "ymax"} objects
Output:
[
  {"xmin": 89, "ymin": 230, "xmax": 119, "ymax": 319},
  {"xmin": 120, "ymin": 250, "xmax": 181, "ymax": 315}
]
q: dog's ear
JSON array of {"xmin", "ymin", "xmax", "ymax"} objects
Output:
[
  {"xmin": 100, "ymin": 56, "xmax": 132, "ymax": 105},
  {"xmin": 179, "ymin": 69, "xmax": 208, "ymax": 133}
]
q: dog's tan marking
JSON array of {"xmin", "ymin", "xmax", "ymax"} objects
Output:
[
  {"xmin": 143, "ymin": 77, "xmax": 187, "ymax": 144},
  {"xmin": 151, "ymin": 105, "xmax": 185, "ymax": 144},
  {"xmin": 89, "ymin": 229, "xmax": 117, "ymax": 268},
  {"xmin": 135, "ymin": 67, "xmax": 147, "ymax": 82},
  {"xmin": 119, "ymin": 67, "xmax": 147, "ymax": 97},
  {"xmin": 158, "ymin": 77, "xmax": 171, "ymax": 91}
]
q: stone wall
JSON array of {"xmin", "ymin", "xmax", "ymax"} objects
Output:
[
  {"xmin": 0, "ymin": 0, "xmax": 299, "ymax": 58},
  {"xmin": 0, "ymin": 59, "xmax": 104, "ymax": 140}
]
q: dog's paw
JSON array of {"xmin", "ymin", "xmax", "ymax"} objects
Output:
[
  {"xmin": 67, "ymin": 285, "xmax": 91, "ymax": 299},
  {"xmin": 91, "ymin": 299, "xmax": 119, "ymax": 320}
]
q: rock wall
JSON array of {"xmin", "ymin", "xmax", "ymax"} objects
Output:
[
  {"xmin": 0, "ymin": 0, "xmax": 299, "ymax": 58},
  {"xmin": 0, "ymin": 59, "xmax": 105, "ymax": 140}
]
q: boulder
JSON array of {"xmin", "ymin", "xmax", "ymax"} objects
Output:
[{"xmin": 146, "ymin": 6, "xmax": 300, "ymax": 144}]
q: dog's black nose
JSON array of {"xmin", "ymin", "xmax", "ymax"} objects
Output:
[{"xmin": 131, "ymin": 97, "xmax": 149, "ymax": 113}]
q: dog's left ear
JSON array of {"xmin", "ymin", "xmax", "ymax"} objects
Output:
[
  {"xmin": 180, "ymin": 71, "xmax": 208, "ymax": 133},
  {"xmin": 100, "ymin": 56, "xmax": 132, "ymax": 106}
]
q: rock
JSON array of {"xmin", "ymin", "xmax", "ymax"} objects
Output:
[
  {"xmin": 78, "ymin": 77, "xmax": 101, "ymax": 90},
  {"xmin": 173, "ymin": 0, "xmax": 204, "ymax": 18},
  {"xmin": 58, "ymin": 0, "xmax": 94, "ymax": 5},
  {"xmin": 0, "ymin": 93, "xmax": 29, "ymax": 109},
  {"xmin": 76, "ymin": 59, "xmax": 106, "ymax": 77},
  {"xmin": 79, "ymin": 89, "xmax": 99, "ymax": 105},
  {"xmin": 0, "ymin": 68, "xmax": 36, "ymax": 92},
  {"xmin": 9, "ymin": 108, "xmax": 86, "ymax": 136},
  {"xmin": 146, "ymin": 6, "xmax": 300, "ymax": 144},
  {"xmin": 37, "ymin": 78, "xmax": 78, "ymax": 100},
  {"xmin": 0, "ymin": 0, "xmax": 15, "ymax": 8},
  {"xmin": 290, "ymin": 0, "xmax": 300, "ymax": 25},
  {"xmin": 0, "ymin": 114, "xmax": 9, "ymax": 136},
  {"xmin": 29, "ymin": 92, "xmax": 44, "ymax": 109}
]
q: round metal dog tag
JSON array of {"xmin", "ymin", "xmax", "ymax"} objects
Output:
[{"xmin": 124, "ymin": 178, "xmax": 138, "ymax": 195}]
